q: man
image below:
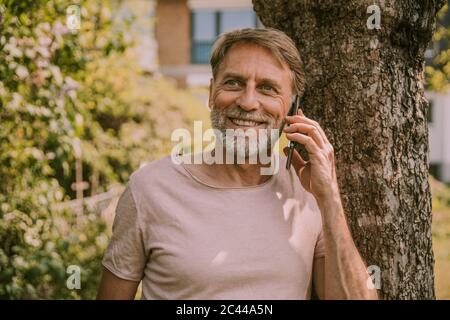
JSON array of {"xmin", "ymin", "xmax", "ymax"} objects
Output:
[{"xmin": 97, "ymin": 28, "xmax": 378, "ymax": 300}]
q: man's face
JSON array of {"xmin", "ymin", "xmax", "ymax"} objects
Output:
[{"xmin": 209, "ymin": 42, "xmax": 294, "ymax": 157}]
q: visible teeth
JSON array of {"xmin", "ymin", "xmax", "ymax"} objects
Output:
[{"xmin": 231, "ymin": 118, "xmax": 261, "ymax": 127}]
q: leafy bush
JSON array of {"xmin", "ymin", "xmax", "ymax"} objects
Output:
[
  {"xmin": 0, "ymin": 0, "xmax": 209, "ymax": 299},
  {"xmin": 426, "ymin": 3, "xmax": 449, "ymax": 92}
]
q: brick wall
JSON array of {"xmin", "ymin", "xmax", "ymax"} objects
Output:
[{"xmin": 155, "ymin": 0, "xmax": 191, "ymax": 66}]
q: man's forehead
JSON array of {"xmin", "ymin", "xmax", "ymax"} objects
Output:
[
  {"xmin": 224, "ymin": 43, "xmax": 287, "ymax": 67},
  {"xmin": 217, "ymin": 43, "xmax": 291, "ymax": 79}
]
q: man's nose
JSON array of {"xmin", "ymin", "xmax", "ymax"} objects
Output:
[{"xmin": 236, "ymin": 87, "xmax": 260, "ymax": 111}]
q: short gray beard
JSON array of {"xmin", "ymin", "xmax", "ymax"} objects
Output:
[{"xmin": 210, "ymin": 105, "xmax": 281, "ymax": 159}]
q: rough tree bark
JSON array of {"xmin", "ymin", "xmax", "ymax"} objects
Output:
[{"xmin": 253, "ymin": 0, "xmax": 446, "ymax": 299}]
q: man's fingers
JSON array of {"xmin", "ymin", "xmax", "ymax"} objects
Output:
[
  {"xmin": 286, "ymin": 112, "xmax": 335, "ymax": 161},
  {"xmin": 283, "ymin": 123, "xmax": 325, "ymax": 149},
  {"xmin": 285, "ymin": 132, "xmax": 322, "ymax": 156},
  {"xmin": 298, "ymin": 110, "xmax": 330, "ymax": 145},
  {"xmin": 283, "ymin": 146, "xmax": 310, "ymax": 187},
  {"xmin": 283, "ymin": 146, "xmax": 307, "ymax": 173},
  {"xmin": 287, "ymin": 113, "xmax": 331, "ymax": 146}
]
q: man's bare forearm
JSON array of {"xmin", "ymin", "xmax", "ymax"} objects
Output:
[{"xmin": 318, "ymin": 192, "xmax": 378, "ymax": 300}]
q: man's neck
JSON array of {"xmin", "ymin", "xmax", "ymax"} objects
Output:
[
  {"xmin": 213, "ymin": 162, "xmax": 271, "ymax": 187},
  {"xmin": 183, "ymin": 147, "xmax": 275, "ymax": 188}
]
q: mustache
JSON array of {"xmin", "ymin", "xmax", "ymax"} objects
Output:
[{"xmin": 225, "ymin": 107, "xmax": 275, "ymax": 124}]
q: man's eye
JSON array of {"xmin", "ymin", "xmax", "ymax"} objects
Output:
[
  {"xmin": 224, "ymin": 79, "xmax": 240, "ymax": 87},
  {"xmin": 261, "ymin": 84, "xmax": 275, "ymax": 92}
]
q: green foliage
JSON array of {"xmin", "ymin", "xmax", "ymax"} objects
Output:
[
  {"xmin": 430, "ymin": 176, "xmax": 450, "ymax": 210},
  {"xmin": 0, "ymin": 0, "xmax": 126, "ymax": 299},
  {"xmin": 426, "ymin": 4, "xmax": 450, "ymax": 92},
  {"xmin": 0, "ymin": 0, "xmax": 209, "ymax": 299}
]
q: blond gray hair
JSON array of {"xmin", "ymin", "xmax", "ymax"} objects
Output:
[{"xmin": 210, "ymin": 28, "xmax": 305, "ymax": 97}]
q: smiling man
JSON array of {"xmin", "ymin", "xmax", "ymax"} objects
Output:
[{"xmin": 97, "ymin": 28, "xmax": 378, "ymax": 300}]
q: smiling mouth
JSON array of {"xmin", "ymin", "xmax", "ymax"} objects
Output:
[{"xmin": 228, "ymin": 117, "xmax": 266, "ymax": 127}]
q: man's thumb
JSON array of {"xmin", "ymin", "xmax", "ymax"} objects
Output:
[{"xmin": 283, "ymin": 146, "xmax": 307, "ymax": 172}]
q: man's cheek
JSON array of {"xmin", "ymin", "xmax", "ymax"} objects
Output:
[
  {"xmin": 213, "ymin": 87, "xmax": 230, "ymax": 98},
  {"xmin": 267, "ymin": 107, "xmax": 284, "ymax": 126}
]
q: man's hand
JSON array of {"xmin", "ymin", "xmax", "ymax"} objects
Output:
[
  {"xmin": 283, "ymin": 110, "xmax": 378, "ymax": 300},
  {"xmin": 283, "ymin": 109, "xmax": 338, "ymax": 202}
]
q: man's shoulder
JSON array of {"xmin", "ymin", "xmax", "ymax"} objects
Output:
[{"xmin": 129, "ymin": 154, "xmax": 177, "ymax": 186}]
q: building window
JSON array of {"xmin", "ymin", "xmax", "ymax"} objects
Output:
[
  {"xmin": 191, "ymin": 9, "xmax": 262, "ymax": 64},
  {"xmin": 428, "ymin": 100, "xmax": 434, "ymax": 123},
  {"xmin": 429, "ymin": 163, "xmax": 441, "ymax": 180},
  {"xmin": 191, "ymin": 10, "xmax": 217, "ymax": 64},
  {"xmin": 220, "ymin": 10, "xmax": 255, "ymax": 32}
]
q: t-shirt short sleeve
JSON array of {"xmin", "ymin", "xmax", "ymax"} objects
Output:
[
  {"xmin": 102, "ymin": 185, "xmax": 147, "ymax": 281},
  {"xmin": 314, "ymin": 228, "xmax": 326, "ymax": 259}
]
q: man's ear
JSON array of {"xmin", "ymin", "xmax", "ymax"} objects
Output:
[
  {"xmin": 285, "ymin": 94, "xmax": 296, "ymax": 115},
  {"xmin": 208, "ymin": 78, "xmax": 214, "ymax": 111}
]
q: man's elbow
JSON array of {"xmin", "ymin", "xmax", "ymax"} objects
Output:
[{"xmin": 97, "ymin": 267, "xmax": 140, "ymax": 300}]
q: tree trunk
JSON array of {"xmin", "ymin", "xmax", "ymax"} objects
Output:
[{"xmin": 253, "ymin": 0, "xmax": 445, "ymax": 299}]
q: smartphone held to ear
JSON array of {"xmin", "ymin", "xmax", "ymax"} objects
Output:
[{"xmin": 285, "ymin": 95, "xmax": 309, "ymax": 170}]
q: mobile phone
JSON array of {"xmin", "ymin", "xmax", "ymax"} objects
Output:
[{"xmin": 284, "ymin": 95, "xmax": 309, "ymax": 170}]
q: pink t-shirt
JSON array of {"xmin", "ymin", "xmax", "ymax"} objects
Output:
[{"xmin": 102, "ymin": 154, "xmax": 325, "ymax": 299}]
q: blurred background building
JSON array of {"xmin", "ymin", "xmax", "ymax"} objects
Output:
[
  {"xmin": 155, "ymin": 0, "xmax": 262, "ymax": 87},
  {"xmin": 426, "ymin": 7, "xmax": 450, "ymax": 184},
  {"xmin": 427, "ymin": 91, "xmax": 450, "ymax": 183}
]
